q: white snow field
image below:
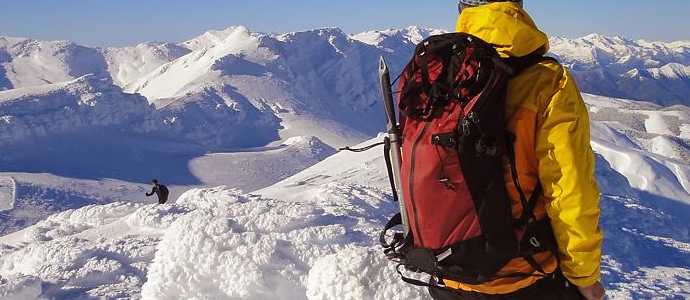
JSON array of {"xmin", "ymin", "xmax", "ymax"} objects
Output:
[
  {"xmin": 0, "ymin": 26, "xmax": 689, "ymax": 299},
  {"xmin": 2, "ymin": 96, "xmax": 690, "ymax": 299}
]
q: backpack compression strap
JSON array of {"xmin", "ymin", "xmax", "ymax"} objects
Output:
[{"xmin": 502, "ymin": 52, "xmax": 558, "ymax": 227}]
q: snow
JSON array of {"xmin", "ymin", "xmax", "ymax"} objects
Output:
[
  {"xmin": 187, "ymin": 136, "xmax": 336, "ymax": 191},
  {"xmin": 0, "ymin": 180, "xmax": 400, "ymax": 299},
  {"xmin": 586, "ymin": 93, "xmax": 690, "ymax": 204},
  {"xmin": 0, "ymin": 27, "xmax": 690, "ymax": 299},
  {"xmin": 352, "ymin": 26, "xmax": 448, "ymax": 51},
  {"xmin": 0, "ymin": 74, "xmax": 150, "ymax": 144},
  {"xmin": 101, "ymin": 42, "xmax": 190, "ymax": 87},
  {"xmin": 0, "ymin": 177, "xmax": 15, "ymax": 212},
  {"xmin": 0, "ymin": 275, "xmax": 45, "ymax": 300},
  {"xmin": 306, "ymin": 248, "xmax": 427, "ymax": 300},
  {"xmin": 648, "ymin": 62, "xmax": 690, "ymax": 79},
  {"xmin": 1, "ymin": 124, "xmax": 689, "ymax": 299},
  {"xmin": 180, "ymin": 27, "xmax": 246, "ymax": 52},
  {"xmin": 0, "ymin": 37, "xmax": 106, "ymax": 90},
  {"xmin": 125, "ymin": 26, "xmax": 268, "ymax": 100}
]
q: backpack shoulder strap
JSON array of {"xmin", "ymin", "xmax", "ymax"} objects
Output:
[
  {"xmin": 501, "ymin": 52, "xmax": 558, "ymax": 227},
  {"xmin": 503, "ymin": 52, "xmax": 558, "ymax": 76}
]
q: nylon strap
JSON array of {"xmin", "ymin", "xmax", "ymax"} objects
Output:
[
  {"xmin": 504, "ymin": 133, "xmax": 534, "ymax": 225},
  {"xmin": 382, "ymin": 137, "xmax": 399, "ymax": 203}
]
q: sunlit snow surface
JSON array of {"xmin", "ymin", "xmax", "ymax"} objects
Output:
[
  {"xmin": 0, "ymin": 183, "xmax": 426, "ymax": 299},
  {"xmin": 1, "ymin": 117, "xmax": 690, "ymax": 299}
]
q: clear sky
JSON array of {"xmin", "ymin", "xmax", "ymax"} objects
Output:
[{"xmin": 1, "ymin": 0, "xmax": 688, "ymax": 47}]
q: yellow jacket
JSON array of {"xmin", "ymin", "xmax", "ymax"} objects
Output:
[{"xmin": 445, "ymin": 2, "xmax": 603, "ymax": 293}]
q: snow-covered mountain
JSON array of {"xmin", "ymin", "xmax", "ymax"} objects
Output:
[
  {"xmin": 352, "ymin": 26, "xmax": 447, "ymax": 53},
  {"xmin": 101, "ymin": 42, "xmax": 191, "ymax": 87},
  {"xmin": 4, "ymin": 27, "xmax": 689, "ymax": 146},
  {"xmin": 0, "ymin": 75, "xmax": 149, "ymax": 144},
  {"xmin": 1, "ymin": 26, "xmax": 690, "ymax": 299},
  {"xmin": 1, "ymin": 93, "xmax": 689, "ymax": 299},
  {"xmin": 0, "ymin": 36, "xmax": 189, "ymax": 91},
  {"xmin": 549, "ymin": 34, "xmax": 690, "ymax": 105},
  {"xmin": 0, "ymin": 37, "xmax": 109, "ymax": 90},
  {"xmin": 123, "ymin": 26, "xmax": 388, "ymax": 147}
]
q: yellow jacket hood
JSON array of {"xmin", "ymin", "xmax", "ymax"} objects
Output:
[{"xmin": 455, "ymin": 2, "xmax": 549, "ymax": 57}]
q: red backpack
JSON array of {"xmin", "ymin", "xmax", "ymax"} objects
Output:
[{"xmin": 379, "ymin": 32, "xmax": 558, "ymax": 287}]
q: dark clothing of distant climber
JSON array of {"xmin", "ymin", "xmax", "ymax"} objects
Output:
[{"xmin": 146, "ymin": 179, "xmax": 169, "ymax": 204}]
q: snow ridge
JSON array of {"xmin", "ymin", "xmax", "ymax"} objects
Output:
[{"xmin": 0, "ymin": 75, "xmax": 149, "ymax": 144}]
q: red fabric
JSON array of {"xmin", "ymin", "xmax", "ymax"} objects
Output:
[{"xmin": 398, "ymin": 51, "xmax": 483, "ymax": 250}]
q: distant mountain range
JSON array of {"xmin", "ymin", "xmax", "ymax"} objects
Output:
[
  {"xmin": 549, "ymin": 34, "xmax": 690, "ymax": 105},
  {"xmin": 3, "ymin": 27, "xmax": 689, "ymax": 104},
  {"xmin": 2, "ymin": 27, "xmax": 689, "ymax": 149}
]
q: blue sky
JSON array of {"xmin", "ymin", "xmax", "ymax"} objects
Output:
[{"xmin": 1, "ymin": 0, "xmax": 688, "ymax": 47}]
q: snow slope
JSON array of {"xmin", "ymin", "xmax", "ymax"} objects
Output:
[
  {"xmin": 3, "ymin": 91, "xmax": 690, "ymax": 299},
  {"xmin": 101, "ymin": 42, "xmax": 190, "ymax": 87},
  {"xmin": 1, "ymin": 118, "xmax": 689, "ymax": 299},
  {"xmin": 0, "ymin": 133, "xmax": 338, "ymax": 235},
  {"xmin": 187, "ymin": 136, "xmax": 337, "ymax": 191}
]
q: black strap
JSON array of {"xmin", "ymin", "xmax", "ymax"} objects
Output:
[
  {"xmin": 338, "ymin": 141, "xmax": 385, "ymax": 153},
  {"xmin": 380, "ymin": 213, "xmax": 403, "ymax": 249},
  {"xmin": 382, "ymin": 137, "xmax": 400, "ymax": 203},
  {"xmin": 505, "ymin": 133, "xmax": 531, "ymax": 223},
  {"xmin": 396, "ymin": 265, "xmax": 449, "ymax": 290},
  {"xmin": 417, "ymin": 55, "xmax": 433, "ymax": 116},
  {"xmin": 524, "ymin": 254, "xmax": 547, "ymax": 275},
  {"xmin": 400, "ymin": 37, "xmax": 465, "ymax": 118},
  {"xmin": 504, "ymin": 132, "xmax": 544, "ymax": 227},
  {"xmin": 504, "ymin": 52, "xmax": 558, "ymax": 76},
  {"xmin": 427, "ymin": 46, "xmax": 455, "ymax": 111},
  {"xmin": 501, "ymin": 52, "xmax": 558, "ymax": 227},
  {"xmin": 379, "ymin": 213, "xmax": 412, "ymax": 264},
  {"xmin": 518, "ymin": 183, "xmax": 543, "ymax": 226},
  {"xmin": 516, "ymin": 217, "xmax": 559, "ymax": 278}
]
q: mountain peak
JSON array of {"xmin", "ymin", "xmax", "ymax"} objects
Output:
[
  {"xmin": 181, "ymin": 26, "xmax": 255, "ymax": 51},
  {"xmin": 276, "ymin": 27, "xmax": 349, "ymax": 43},
  {"xmin": 351, "ymin": 27, "xmax": 447, "ymax": 49},
  {"xmin": 580, "ymin": 33, "xmax": 635, "ymax": 45}
]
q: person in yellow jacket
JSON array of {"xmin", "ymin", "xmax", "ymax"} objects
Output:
[{"xmin": 428, "ymin": 1, "xmax": 605, "ymax": 300}]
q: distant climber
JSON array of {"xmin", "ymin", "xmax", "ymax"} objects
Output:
[{"xmin": 146, "ymin": 179, "xmax": 169, "ymax": 204}]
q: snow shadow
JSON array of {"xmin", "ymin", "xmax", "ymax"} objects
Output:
[
  {"xmin": 0, "ymin": 182, "xmax": 113, "ymax": 235},
  {"xmin": 0, "ymin": 129, "xmax": 204, "ymax": 186},
  {"xmin": 594, "ymin": 154, "xmax": 690, "ymax": 285},
  {"xmin": 0, "ymin": 50, "xmax": 12, "ymax": 90}
]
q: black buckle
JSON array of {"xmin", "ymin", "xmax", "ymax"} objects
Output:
[{"xmin": 431, "ymin": 132, "xmax": 458, "ymax": 148}]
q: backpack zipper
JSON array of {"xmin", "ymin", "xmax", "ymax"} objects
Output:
[{"xmin": 408, "ymin": 120, "xmax": 433, "ymax": 248}]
